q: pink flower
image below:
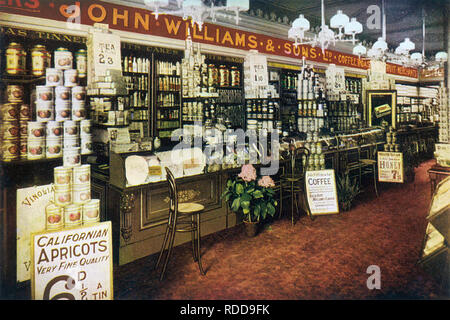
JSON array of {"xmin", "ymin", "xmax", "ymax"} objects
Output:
[
  {"xmin": 238, "ymin": 164, "xmax": 257, "ymax": 182},
  {"xmin": 258, "ymin": 176, "xmax": 275, "ymax": 188}
]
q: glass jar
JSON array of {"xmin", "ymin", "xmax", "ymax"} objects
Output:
[{"xmin": 6, "ymin": 42, "xmax": 26, "ymax": 75}]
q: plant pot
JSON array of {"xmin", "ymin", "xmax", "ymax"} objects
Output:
[{"xmin": 243, "ymin": 220, "xmax": 259, "ymax": 237}]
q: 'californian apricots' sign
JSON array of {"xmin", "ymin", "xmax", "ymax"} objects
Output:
[{"xmin": 0, "ymin": 0, "xmax": 418, "ymax": 78}]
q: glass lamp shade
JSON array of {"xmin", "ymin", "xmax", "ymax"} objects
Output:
[
  {"xmin": 344, "ymin": 18, "xmax": 362, "ymax": 35},
  {"xmin": 410, "ymin": 52, "xmax": 423, "ymax": 63},
  {"xmin": 435, "ymin": 51, "xmax": 448, "ymax": 62},
  {"xmin": 395, "ymin": 46, "xmax": 408, "ymax": 55},
  {"xmin": 330, "ymin": 10, "xmax": 349, "ymax": 29},
  {"xmin": 399, "ymin": 38, "xmax": 415, "ymax": 51},
  {"xmin": 144, "ymin": 0, "xmax": 169, "ymax": 7},
  {"xmin": 292, "ymin": 14, "xmax": 310, "ymax": 32},
  {"xmin": 372, "ymin": 37, "xmax": 388, "ymax": 52},
  {"xmin": 227, "ymin": 0, "xmax": 249, "ymax": 11},
  {"xmin": 353, "ymin": 44, "xmax": 367, "ymax": 56}
]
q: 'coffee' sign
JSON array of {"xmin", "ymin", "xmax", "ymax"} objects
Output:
[{"xmin": 31, "ymin": 222, "xmax": 113, "ymax": 300}]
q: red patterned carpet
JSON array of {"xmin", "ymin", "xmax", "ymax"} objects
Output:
[{"xmin": 113, "ymin": 159, "xmax": 447, "ymax": 300}]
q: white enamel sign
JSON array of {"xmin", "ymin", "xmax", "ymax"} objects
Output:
[{"xmin": 305, "ymin": 170, "xmax": 339, "ymax": 215}]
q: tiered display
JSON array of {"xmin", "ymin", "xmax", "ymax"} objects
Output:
[{"xmin": 47, "ymin": 164, "xmax": 100, "ymax": 230}]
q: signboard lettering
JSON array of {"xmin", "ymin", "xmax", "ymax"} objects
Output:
[
  {"xmin": 305, "ymin": 170, "xmax": 339, "ymax": 215},
  {"xmin": 377, "ymin": 151, "xmax": 404, "ymax": 183}
]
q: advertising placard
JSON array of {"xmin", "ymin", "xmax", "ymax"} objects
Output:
[
  {"xmin": 378, "ymin": 151, "xmax": 404, "ymax": 183},
  {"xmin": 305, "ymin": 170, "xmax": 339, "ymax": 215},
  {"xmin": 31, "ymin": 222, "xmax": 113, "ymax": 300},
  {"xmin": 249, "ymin": 54, "xmax": 268, "ymax": 87},
  {"xmin": 17, "ymin": 184, "xmax": 54, "ymax": 283}
]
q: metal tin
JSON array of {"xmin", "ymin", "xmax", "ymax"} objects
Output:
[
  {"xmin": 208, "ymin": 64, "xmax": 218, "ymax": 87},
  {"xmin": 19, "ymin": 121, "xmax": 28, "ymax": 137},
  {"xmin": 55, "ymin": 86, "xmax": 71, "ymax": 101},
  {"xmin": 54, "ymin": 48, "xmax": 73, "ymax": 70},
  {"xmin": 0, "ymin": 103, "xmax": 19, "ymax": 121},
  {"xmin": 27, "ymin": 138, "xmax": 45, "ymax": 160},
  {"xmin": 54, "ymin": 166, "xmax": 72, "ymax": 185},
  {"xmin": 81, "ymin": 135, "xmax": 93, "ymax": 155},
  {"xmin": 76, "ymin": 49, "xmax": 87, "ymax": 79},
  {"xmin": 72, "ymin": 86, "xmax": 86, "ymax": 101},
  {"xmin": 231, "ymin": 66, "xmax": 240, "ymax": 87},
  {"xmin": 80, "ymin": 120, "xmax": 92, "ymax": 135},
  {"xmin": 54, "ymin": 184, "xmax": 72, "ymax": 207},
  {"xmin": 63, "ymin": 147, "xmax": 81, "ymax": 167},
  {"xmin": 219, "ymin": 65, "xmax": 229, "ymax": 87},
  {"xmin": 83, "ymin": 199, "xmax": 100, "ymax": 224},
  {"xmin": 6, "ymin": 85, "xmax": 24, "ymax": 103},
  {"xmin": 46, "ymin": 121, "xmax": 63, "ymax": 138},
  {"xmin": 73, "ymin": 184, "xmax": 91, "ymax": 204},
  {"xmin": 46, "ymin": 68, "xmax": 64, "ymax": 87},
  {"xmin": 36, "ymin": 86, "xmax": 54, "ymax": 102},
  {"xmin": 72, "ymin": 105, "xmax": 87, "ymax": 121},
  {"xmin": 31, "ymin": 45, "xmax": 50, "ymax": 77},
  {"xmin": 19, "ymin": 137, "xmax": 27, "ymax": 159},
  {"xmin": 36, "ymin": 100, "xmax": 54, "ymax": 122},
  {"xmin": 73, "ymin": 164, "xmax": 91, "ymax": 185},
  {"xmin": 27, "ymin": 121, "xmax": 46, "ymax": 139},
  {"xmin": 63, "ymin": 136, "xmax": 80, "ymax": 149},
  {"xmin": 19, "ymin": 104, "xmax": 31, "ymax": 121},
  {"xmin": 46, "ymin": 137, "xmax": 63, "ymax": 158},
  {"xmin": 64, "ymin": 204, "xmax": 82, "ymax": 227},
  {"xmin": 46, "ymin": 203, "xmax": 63, "ymax": 230},
  {"xmin": 1, "ymin": 138, "xmax": 20, "ymax": 161},
  {"xmin": 1, "ymin": 120, "xmax": 20, "ymax": 139},
  {"xmin": 55, "ymin": 102, "xmax": 72, "ymax": 121},
  {"xmin": 64, "ymin": 69, "xmax": 78, "ymax": 87},
  {"xmin": 6, "ymin": 42, "xmax": 26, "ymax": 75},
  {"xmin": 64, "ymin": 120, "xmax": 79, "ymax": 136}
]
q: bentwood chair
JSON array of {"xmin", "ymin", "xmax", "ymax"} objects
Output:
[
  {"xmin": 346, "ymin": 144, "xmax": 379, "ymax": 197},
  {"xmin": 280, "ymin": 146, "xmax": 310, "ymax": 225},
  {"xmin": 155, "ymin": 167, "xmax": 206, "ymax": 280}
]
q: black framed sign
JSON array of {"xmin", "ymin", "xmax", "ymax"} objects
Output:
[{"xmin": 367, "ymin": 90, "xmax": 397, "ymax": 128}]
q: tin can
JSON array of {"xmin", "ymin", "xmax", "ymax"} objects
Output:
[
  {"xmin": 63, "ymin": 147, "xmax": 81, "ymax": 167},
  {"xmin": 72, "ymin": 105, "xmax": 86, "ymax": 121},
  {"xmin": 36, "ymin": 100, "xmax": 54, "ymax": 122},
  {"xmin": 73, "ymin": 164, "xmax": 91, "ymax": 185},
  {"xmin": 55, "ymin": 86, "xmax": 71, "ymax": 101},
  {"xmin": 76, "ymin": 49, "xmax": 87, "ymax": 79},
  {"xmin": 54, "ymin": 48, "xmax": 73, "ymax": 70},
  {"xmin": 46, "ymin": 203, "xmax": 63, "ymax": 230},
  {"xmin": 64, "ymin": 120, "xmax": 79, "ymax": 136},
  {"xmin": 36, "ymin": 86, "xmax": 54, "ymax": 102},
  {"xmin": 80, "ymin": 120, "xmax": 92, "ymax": 135},
  {"xmin": 19, "ymin": 121, "xmax": 28, "ymax": 137},
  {"xmin": 19, "ymin": 137, "xmax": 27, "ymax": 160},
  {"xmin": 64, "ymin": 69, "xmax": 78, "ymax": 87},
  {"xmin": 2, "ymin": 120, "xmax": 20, "ymax": 139},
  {"xmin": 27, "ymin": 138, "xmax": 45, "ymax": 160},
  {"xmin": 6, "ymin": 85, "xmax": 24, "ymax": 103},
  {"xmin": 46, "ymin": 137, "xmax": 63, "ymax": 158},
  {"xmin": 208, "ymin": 64, "xmax": 218, "ymax": 87},
  {"xmin": 384, "ymin": 144, "xmax": 390, "ymax": 151},
  {"xmin": 46, "ymin": 68, "xmax": 64, "ymax": 87},
  {"xmin": 81, "ymin": 135, "xmax": 92, "ymax": 155},
  {"xmin": 31, "ymin": 45, "xmax": 50, "ymax": 77},
  {"xmin": 55, "ymin": 102, "xmax": 72, "ymax": 121},
  {"xmin": 54, "ymin": 166, "xmax": 72, "ymax": 185},
  {"xmin": 6, "ymin": 42, "xmax": 26, "ymax": 75},
  {"xmin": 72, "ymin": 86, "xmax": 86, "ymax": 102},
  {"xmin": 46, "ymin": 121, "xmax": 63, "ymax": 138},
  {"xmin": 54, "ymin": 184, "xmax": 72, "ymax": 207},
  {"xmin": 219, "ymin": 65, "xmax": 229, "ymax": 87},
  {"xmin": 64, "ymin": 136, "xmax": 80, "ymax": 149},
  {"xmin": 28, "ymin": 121, "xmax": 46, "ymax": 139},
  {"xmin": 73, "ymin": 184, "xmax": 91, "ymax": 204},
  {"xmin": 231, "ymin": 66, "xmax": 240, "ymax": 87},
  {"xmin": 83, "ymin": 199, "xmax": 100, "ymax": 224},
  {"xmin": 19, "ymin": 104, "xmax": 31, "ymax": 121},
  {"xmin": 64, "ymin": 204, "xmax": 82, "ymax": 227},
  {"xmin": 0, "ymin": 103, "xmax": 19, "ymax": 121},
  {"xmin": 1, "ymin": 138, "xmax": 20, "ymax": 161}
]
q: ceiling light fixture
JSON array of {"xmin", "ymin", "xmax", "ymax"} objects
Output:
[
  {"xmin": 144, "ymin": 0, "xmax": 249, "ymax": 31},
  {"xmin": 288, "ymin": 0, "xmax": 363, "ymax": 53}
]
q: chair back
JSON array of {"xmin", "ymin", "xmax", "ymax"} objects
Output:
[
  {"xmin": 289, "ymin": 146, "xmax": 310, "ymax": 177},
  {"xmin": 165, "ymin": 167, "xmax": 178, "ymax": 221}
]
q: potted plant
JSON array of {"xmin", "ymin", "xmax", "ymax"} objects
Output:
[
  {"xmin": 222, "ymin": 164, "xmax": 278, "ymax": 237},
  {"xmin": 336, "ymin": 172, "xmax": 360, "ymax": 212}
]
